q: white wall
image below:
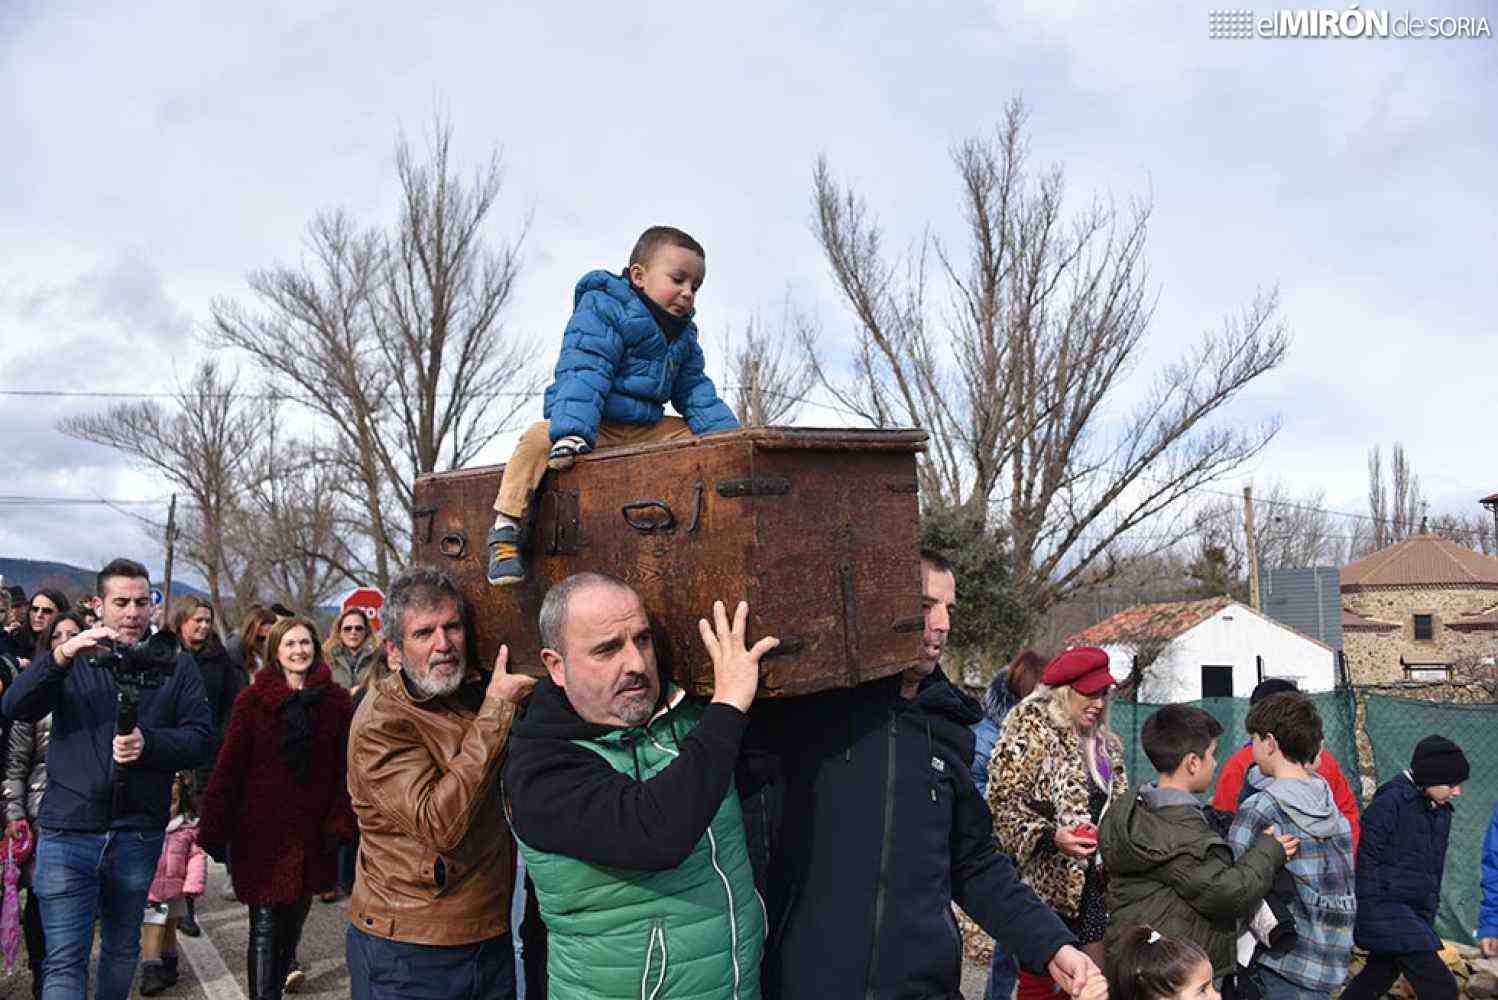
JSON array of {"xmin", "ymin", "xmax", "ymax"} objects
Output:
[{"xmin": 1103, "ymin": 603, "xmax": 1336, "ymax": 703}]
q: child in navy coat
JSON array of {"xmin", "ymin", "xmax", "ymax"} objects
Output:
[
  {"xmin": 487, "ymin": 225, "xmax": 738, "ymax": 586},
  {"xmin": 1342, "ymin": 735, "xmax": 1469, "ymax": 1000}
]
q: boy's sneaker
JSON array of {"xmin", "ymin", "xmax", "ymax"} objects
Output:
[
  {"xmin": 139, "ymin": 962, "xmax": 172, "ymax": 997},
  {"xmin": 547, "ymin": 435, "xmax": 590, "ymax": 470},
  {"xmin": 487, "ymin": 525, "xmax": 525, "ymax": 587}
]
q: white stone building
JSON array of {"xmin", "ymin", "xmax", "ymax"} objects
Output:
[{"xmin": 1067, "ymin": 595, "xmax": 1337, "ymax": 703}]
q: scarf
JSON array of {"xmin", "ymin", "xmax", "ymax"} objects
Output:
[{"xmin": 277, "ymin": 685, "xmax": 326, "ymax": 783}]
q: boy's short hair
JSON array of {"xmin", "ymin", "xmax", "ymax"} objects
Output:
[
  {"xmin": 1249, "ymin": 677, "xmax": 1299, "ymax": 705},
  {"xmin": 1244, "ymin": 691, "xmax": 1323, "ymax": 765},
  {"xmin": 628, "ymin": 226, "xmax": 705, "ymax": 270},
  {"xmin": 1142, "ymin": 704, "xmax": 1224, "ymax": 773}
]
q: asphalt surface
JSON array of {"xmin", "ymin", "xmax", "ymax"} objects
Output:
[{"xmin": 0, "ymin": 861, "xmax": 993, "ymax": 998}]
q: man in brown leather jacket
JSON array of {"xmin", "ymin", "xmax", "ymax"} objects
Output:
[{"xmin": 345, "ymin": 567, "xmax": 536, "ymax": 1000}]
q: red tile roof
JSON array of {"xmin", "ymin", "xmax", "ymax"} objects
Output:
[
  {"xmin": 1067, "ymin": 596, "xmax": 1233, "ymax": 646},
  {"xmin": 1340, "ymin": 533, "xmax": 1498, "ymax": 589}
]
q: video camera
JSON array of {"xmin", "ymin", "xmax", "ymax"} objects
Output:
[
  {"xmin": 93, "ymin": 630, "xmax": 180, "ymax": 690},
  {"xmin": 92, "ymin": 630, "xmax": 179, "ymax": 817}
]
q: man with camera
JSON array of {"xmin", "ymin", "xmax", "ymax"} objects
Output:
[{"xmin": 2, "ymin": 558, "xmax": 211, "ymax": 1000}]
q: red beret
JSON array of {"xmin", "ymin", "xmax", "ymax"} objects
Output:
[{"xmin": 1042, "ymin": 647, "xmax": 1114, "ymax": 695}]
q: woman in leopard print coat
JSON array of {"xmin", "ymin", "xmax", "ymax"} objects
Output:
[{"xmin": 987, "ymin": 648, "xmax": 1127, "ymax": 980}]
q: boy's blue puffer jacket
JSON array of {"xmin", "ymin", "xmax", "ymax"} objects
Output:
[{"xmin": 542, "ymin": 270, "xmax": 739, "ymax": 447}]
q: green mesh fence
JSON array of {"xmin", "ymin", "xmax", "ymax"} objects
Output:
[{"xmin": 1361, "ymin": 694, "xmax": 1498, "ymax": 945}]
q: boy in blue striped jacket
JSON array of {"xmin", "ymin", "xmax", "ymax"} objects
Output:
[{"xmin": 1227, "ymin": 693, "xmax": 1356, "ymax": 999}]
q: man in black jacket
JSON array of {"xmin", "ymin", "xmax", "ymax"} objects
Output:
[
  {"xmin": 753, "ymin": 550, "xmax": 1100, "ymax": 1000},
  {"xmin": 2, "ymin": 558, "xmax": 210, "ymax": 1000}
]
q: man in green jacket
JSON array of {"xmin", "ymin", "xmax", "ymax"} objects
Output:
[
  {"xmin": 1100, "ymin": 704, "xmax": 1299, "ymax": 977},
  {"xmin": 503, "ymin": 573, "xmax": 778, "ymax": 1000}
]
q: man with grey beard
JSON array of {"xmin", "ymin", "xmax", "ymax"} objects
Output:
[{"xmin": 346, "ymin": 567, "xmax": 536, "ymax": 999}]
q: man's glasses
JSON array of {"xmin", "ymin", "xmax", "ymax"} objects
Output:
[{"xmin": 29, "ymin": 605, "xmax": 55, "ymax": 616}]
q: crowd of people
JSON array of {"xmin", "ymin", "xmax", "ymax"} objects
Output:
[{"xmin": 1, "ymin": 223, "xmax": 1497, "ymax": 1000}]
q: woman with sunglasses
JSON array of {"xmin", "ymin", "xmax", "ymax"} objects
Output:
[{"xmin": 10, "ymin": 589, "xmax": 71, "ymax": 663}]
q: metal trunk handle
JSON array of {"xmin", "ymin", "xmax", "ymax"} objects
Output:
[{"xmin": 621, "ymin": 500, "xmax": 677, "ymax": 533}]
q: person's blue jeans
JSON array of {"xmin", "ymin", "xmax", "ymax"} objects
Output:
[
  {"xmin": 984, "ymin": 942, "xmax": 1018, "ymax": 1000},
  {"xmin": 33, "ymin": 828, "xmax": 166, "ymax": 1000},
  {"xmin": 348, "ymin": 925, "xmax": 516, "ymax": 1000}
]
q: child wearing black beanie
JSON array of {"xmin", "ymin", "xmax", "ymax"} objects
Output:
[{"xmin": 1341, "ymin": 734, "xmax": 1469, "ymax": 1000}]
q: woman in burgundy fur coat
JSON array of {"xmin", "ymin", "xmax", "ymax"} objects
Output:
[{"xmin": 201, "ymin": 614, "xmax": 356, "ymax": 1000}]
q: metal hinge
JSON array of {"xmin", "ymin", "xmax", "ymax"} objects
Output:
[{"xmin": 715, "ymin": 476, "xmax": 791, "ymax": 498}]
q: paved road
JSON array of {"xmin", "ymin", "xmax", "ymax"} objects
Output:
[{"xmin": 0, "ymin": 861, "xmax": 992, "ymax": 998}]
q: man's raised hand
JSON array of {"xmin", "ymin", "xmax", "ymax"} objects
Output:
[
  {"xmin": 486, "ymin": 645, "xmax": 537, "ymax": 707},
  {"xmin": 698, "ymin": 600, "xmax": 777, "ymax": 713}
]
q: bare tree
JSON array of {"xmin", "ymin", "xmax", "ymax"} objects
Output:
[
  {"xmin": 1428, "ymin": 511, "xmax": 1496, "ymax": 555},
  {"xmin": 1191, "ymin": 482, "xmax": 1342, "ymax": 584},
  {"xmin": 722, "ymin": 294, "xmax": 818, "ymax": 426},
  {"xmin": 206, "ymin": 414, "xmax": 365, "ymax": 615},
  {"xmin": 1361, "ymin": 443, "xmax": 1425, "ymax": 555},
  {"xmin": 804, "ymin": 98, "xmax": 1289, "ymax": 614},
  {"xmin": 59, "ymin": 361, "xmax": 273, "ymax": 613},
  {"xmin": 210, "ymin": 116, "xmax": 541, "ymax": 587}
]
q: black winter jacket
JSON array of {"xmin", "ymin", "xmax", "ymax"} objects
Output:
[
  {"xmin": 188, "ymin": 639, "xmax": 245, "ymax": 788},
  {"xmin": 0, "ymin": 648, "xmax": 211, "ymax": 831},
  {"xmin": 751, "ymin": 669, "xmax": 1075, "ymax": 1000},
  {"xmin": 1354, "ymin": 771, "xmax": 1451, "ymax": 953}
]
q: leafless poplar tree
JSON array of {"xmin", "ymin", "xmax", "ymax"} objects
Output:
[
  {"xmin": 805, "ymin": 98, "xmax": 1289, "ymax": 613},
  {"xmin": 59, "ymin": 361, "xmax": 272, "ymax": 613},
  {"xmin": 210, "ymin": 116, "xmax": 541, "ymax": 587},
  {"xmin": 1362, "ymin": 442, "xmax": 1425, "ymax": 554}
]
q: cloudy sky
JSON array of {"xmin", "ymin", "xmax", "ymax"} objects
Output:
[{"xmin": 2, "ymin": 0, "xmax": 1494, "ymax": 585}]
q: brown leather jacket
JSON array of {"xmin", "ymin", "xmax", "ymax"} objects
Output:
[{"xmin": 348, "ymin": 669, "xmax": 518, "ymax": 946}]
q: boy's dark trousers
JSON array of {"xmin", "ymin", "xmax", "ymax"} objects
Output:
[{"xmin": 1341, "ymin": 951, "xmax": 1457, "ymax": 1000}]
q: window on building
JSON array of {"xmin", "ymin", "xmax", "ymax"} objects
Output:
[
  {"xmin": 1201, "ymin": 664, "xmax": 1233, "ymax": 698},
  {"xmin": 1413, "ymin": 614, "xmax": 1434, "ymax": 641},
  {"xmin": 1406, "ymin": 664, "xmax": 1450, "ymax": 682}
]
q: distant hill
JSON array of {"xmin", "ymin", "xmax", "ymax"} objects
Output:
[{"xmin": 0, "ymin": 557, "xmax": 207, "ymax": 602}]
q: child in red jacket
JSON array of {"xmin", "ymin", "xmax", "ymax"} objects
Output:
[
  {"xmin": 140, "ymin": 773, "xmax": 208, "ymax": 996},
  {"xmin": 1210, "ymin": 679, "xmax": 1361, "ymax": 848}
]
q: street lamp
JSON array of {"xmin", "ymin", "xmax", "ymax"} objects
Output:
[{"xmin": 1483, "ymin": 493, "xmax": 1498, "ymax": 551}]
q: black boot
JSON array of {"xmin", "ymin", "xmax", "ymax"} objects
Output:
[
  {"xmin": 247, "ymin": 906, "xmax": 281, "ymax": 1000},
  {"xmin": 179, "ymin": 896, "xmax": 202, "ymax": 937},
  {"xmin": 140, "ymin": 961, "xmax": 173, "ymax": 997},
  {"xmin": 278, "ymin": 897, "xmax": 313, "ymax": 994}
]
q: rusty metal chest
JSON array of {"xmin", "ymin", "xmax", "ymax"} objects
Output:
[{"xmin": 411, "ymin": 427, "xmax": 928, "ymax": 698}]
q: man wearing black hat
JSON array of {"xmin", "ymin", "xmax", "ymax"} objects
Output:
[
  {"xmin": 752, "ymin": 550, "xmax": 1102, "ymax": 1000},
  {"xmin": 1343, "ymin": 735, "xmax": 1470, "ymax": 1000}
]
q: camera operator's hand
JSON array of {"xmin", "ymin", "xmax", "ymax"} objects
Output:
[
  {"xmin": 54, "ymin": 626, "xmax": 120, "ymax": 667},
  {"xmin": 113, "ymin": 726, "xmax": 145, "ymax": 765}
]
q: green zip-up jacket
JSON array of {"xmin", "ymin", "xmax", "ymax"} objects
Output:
[
  {"xmin": 1100, "ymin": 782, "xmax": 1286, "ymax": 975},
  {"xmin": 506, "ymin": 680, "xmax": 764, "ymax": 1000}
]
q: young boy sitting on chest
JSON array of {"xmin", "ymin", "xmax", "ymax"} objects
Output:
[{"xmin": 488, "ymin": 225, "xmax": 739, "ymax": 585}]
